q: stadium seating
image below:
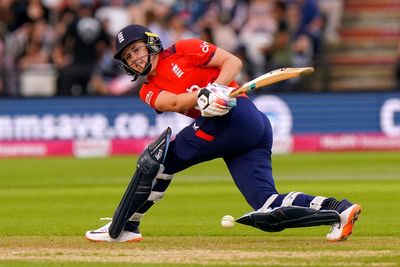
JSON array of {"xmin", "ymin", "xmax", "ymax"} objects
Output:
[{"xmin": 327, "ymin": 0, "xmax": 400, "ymax": 91}]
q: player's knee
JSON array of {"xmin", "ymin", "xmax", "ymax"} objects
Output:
[
  {"xmin": 137, "ymin": 149, "xmax": 161, "ymax": 178},
  {"xmin": 136, "ymin": 127, "xmax": 172, "ymax": 178}
]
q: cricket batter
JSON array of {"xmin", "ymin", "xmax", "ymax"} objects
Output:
[{"xmin": 86, "ymin": 24, "xmax": 361, "ymax": 242}]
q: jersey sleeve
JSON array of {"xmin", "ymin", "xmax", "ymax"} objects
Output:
[
  {"xmin": 139, "ymin": 82, "xmax": 162, "ymax": 109},
  {"xmin": 175, "ymin": 39, "xmax": 217, "ymax": 67}
]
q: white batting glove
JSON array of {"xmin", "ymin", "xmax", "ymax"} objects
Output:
[{"xmin": 197, "ymin": 83, "xmax": 237, "ymax": 117}]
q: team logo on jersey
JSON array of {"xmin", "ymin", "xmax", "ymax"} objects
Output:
[
  {"xmin": 200, "ymin": 41, "xmax": 210, "ymax": 53},
  {"xmin": 171, "ymin": 63, "xmax": 184, "ymax": 78},
  {"xmin": 117, "ymin": 32, "xmax": 124, "ymax": 43}
]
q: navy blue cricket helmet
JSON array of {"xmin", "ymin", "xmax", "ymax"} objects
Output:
[{"xmin": 114, "ymin": 24, "xmax": 163, "ymax": 80}]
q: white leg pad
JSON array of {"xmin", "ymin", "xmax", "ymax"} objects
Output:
[{"xmin": 129, "ymin": 172, "xmax": 174, "ymax": 222}]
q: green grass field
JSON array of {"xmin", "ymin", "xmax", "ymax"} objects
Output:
[{"xmin": 1, "ymin": 152, "xmax": 399, "ymax": 266}]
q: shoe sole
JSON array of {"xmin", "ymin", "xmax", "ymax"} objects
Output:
[
  {"xmin": 329, "ymin": 204, "xmax": 362, "ymax": 242},
  {"xmin": 85, "ymin": 236, "xmax": 143, "ymax": 243}
]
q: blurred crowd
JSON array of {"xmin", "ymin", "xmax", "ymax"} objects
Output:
[{"xmin": 0, "ymin": 0, "xmax": 344, "ymax": 97}]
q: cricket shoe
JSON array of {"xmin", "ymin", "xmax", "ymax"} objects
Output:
[
  {"xmin": 85, "ymin": 219, "xmax": 143, "ymax": 243},
  {"xmin": 326, "ymin": 199, "xmax": 362, "ymax": 241}
]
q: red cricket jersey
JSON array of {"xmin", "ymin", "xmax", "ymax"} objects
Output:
[{"xmin": 139, "ymin": 39, "xmax": 239, "ymax": 118}]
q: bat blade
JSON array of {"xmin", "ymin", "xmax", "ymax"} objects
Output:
[{"xmin": 229, "ymin": 67, "xmax": 315, "ymax": 97}]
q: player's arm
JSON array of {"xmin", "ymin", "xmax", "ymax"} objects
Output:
[
  {"xmin": 154, "ymin": 86, "xmax": 236, "ymax": 117},
  {"xmin": 154, "ymin": 90, "xmax": 198, "ymax": 114},
  {"xmin": 154, "ymin": 46, "xmax": 241, "ymax": 115},
  {"xmin": 206, "ymin": 47, "xmax": 242, "ymax": 85},
  {"xmin": 154, "ymin": 48, "xmax": 241, "ymax": 115}
]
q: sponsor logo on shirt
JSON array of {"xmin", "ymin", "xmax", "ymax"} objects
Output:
[
  {"xmin": 145, "ymin": 91, "xmax": 153, "ymax": 104},
  {"xmin": 171, "ymin": 63, "xmax": 184, "ymax": 78},
  {"xmin": 200, "ymin": 41, "xmax": 210, "ymax": 53},
  {"xmin": 186, "ymin": 84, "xmax": 201, "ymax": 93},
  {"xmin": 192, "ymin": 123, "xmax": 199, "ymax": 131}
]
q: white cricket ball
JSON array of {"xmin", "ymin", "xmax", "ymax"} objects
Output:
[{"xmin": 221, "ymin": 215, "xmax": 235, "ymax": 228}]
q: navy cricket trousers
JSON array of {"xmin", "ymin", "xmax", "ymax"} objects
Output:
[{"xmin": 163, "ymin": 97, "xmax": 278, "ymax": 210}]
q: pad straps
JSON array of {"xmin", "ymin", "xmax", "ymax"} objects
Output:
[
  {"xmin": 281, "ymin": 191, "xmax": 303, "ymax": 207},
  {"xmin": 309, "ymin": 196, "xmax": 327, "ymax": 210},
  {"xmin": 258, "ymin": 194, "xmax": 279, "ymax": 211},
  {"xmin": 129, "ymin": 170, "xmax": 174, "ymax": 222}
]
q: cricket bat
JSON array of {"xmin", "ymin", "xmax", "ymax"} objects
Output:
[{"xmin": 229, "ymin": 67, "xmax": 315, "ymax": 97}]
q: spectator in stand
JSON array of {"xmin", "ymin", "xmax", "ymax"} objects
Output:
[
  {"xmin": 52, "ymin": 2, "xmax": 77, "ymax": 40},
  {"xmin": 318, "ymin": 0, "xmax": 343, "ymax": 45},
  {"xmin": 3, "ymin": 0, "xmax": 49, "ymax": 32},
  {"xmin": 1, "ymin": 0, "xmax": 52, "ymax": 96},
  {"xmin": 396, "ymin": 40, "xmax": 400, "ymax": 90},
  {"xmin": 262, "ymin": 0, "xmax": 291, "ymax": 70},
  {"xmin": 0, "ymin": 0, "xmax": 14, "ymax": 32},
  {"xmin": 238, "ymin": 0, "xmax": 277, "ymax": 77},
  {"xmin": 25, "ymin": 0, "xmax": 50, "ymax": 23},
  {"xmin": 145, "ymin": 9, "xmax": 174, "ymax": 48},
  {"xmin": 170, "ymin": 0, "xmax": 209, "ymax": 34},
  {"xmin": 165, "ymin": 12, "xmax": 196, "ymax": 45},
  {"xmin": 127, "ymin": 0, "xmax": 173, "ymax": 26},
  {"xmin": 53, "ymin": 0, "xmax": 110, "ymax": 96},
  {"xmin": 196, "ymin": 0, "xmax": 250, "ymax": 84},
  {"xmin": 127, "ymin": 0, "xmax": 154, "ymax": 25},
  {"xmin": 286, "ymin": 0, "xmax": 322, "ymax": 67},
  {"xmin": 14, "ymin": 19, "xmax": 56, "ymax": 96},
  {"xmin": 0, "ymin": 23, "xmax": 6, "ymax": 95},
  {"xmin": 202, "ymin": 0, "xmax": 248, "ymax": 34},
  {"xmin": 199, "ymin": 0, "xmax": 244, "ymax": 54},
  {"xmin": 0, "ymin": 0, "xmax": 332, "ymax": 96},
  {"xmin": 16, "ymin": 20, "xmax": 53, "ymax": 70},
  {"xmin": 95, "ymin": 0, "xmax": 131, "ymax": 37}
]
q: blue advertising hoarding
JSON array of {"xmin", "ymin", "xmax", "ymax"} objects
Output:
[{"xmin": 0, "ymin": 92, "xmax": 399, "ymax": 157}]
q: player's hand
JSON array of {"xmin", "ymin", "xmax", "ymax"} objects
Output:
[{"xmin": 197, "ymin": 83, "xmax": 237, "ymax": 117}]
